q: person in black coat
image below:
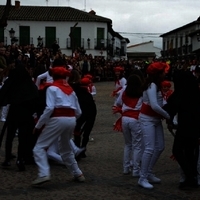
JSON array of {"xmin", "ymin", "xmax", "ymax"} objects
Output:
[
  {"xmin": 0, "ymin": 63, "xmax": 39, "ymax": 170},
  {"xmin": 163, "ymin": 70, "xmax": 200, "ymax": 189},
  {"xmin": 68, "ymin": 70, "xmax": 97, "ymax": 158}
]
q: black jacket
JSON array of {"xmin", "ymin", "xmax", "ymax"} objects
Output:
[
  {"xmin": 70, "ymin": 82, "xmax": 97, "ymax": 117},
  {"xmin": 163, "ymin": 70, "xmax": 200, "ymax": 138},
  {"xmin": 0, "ymin": 64, "xmax": 39, "ymax": 120}
]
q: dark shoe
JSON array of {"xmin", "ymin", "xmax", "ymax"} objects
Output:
[
  {"xmin": 179, "ymin": 178, "xmax": 198, "ymax": 190},
  {"xmin": 75, "ymin": 147, "xmax": 86, "ymax": 157},
  {"xmin": 1, "ymin": 161, "xmax": 11, "ymax": 168},
  {"xmin": 75, "ymin": 154, "xmax": 82, "ymax": 162},
  {"xmin": 16, "ymin": 160, "xmax": 25, "ymax": 171},
  {"xmin": 81, "ymin": 151, "xmax": 87, "ymax": 158}
]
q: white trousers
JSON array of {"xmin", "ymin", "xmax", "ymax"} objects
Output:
[
  {"xmin": 122, "ymin": 116, "xmax": 143, "ymax": 174},
  {"xmin": 33, "ymin": 117, "xmax": 82, "ymax": 177},
  {"xmin": 47, "ymin": 139, "xmax": 81, "ymax": 165},
  {"xmin": 139, "ymin": 117, "xmax": 164, "ymax": 179}
]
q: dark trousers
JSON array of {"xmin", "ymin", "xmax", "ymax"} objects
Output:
[
  {"xmin": 172, "ymin": 133, "xmax": 199, "ymax": 181},
  {"xmin": 74, "ymin": 113, "xmax": 96, "ymax": 148},
  {"xmin": 5, "ymin": 118, "xmax": 36, "ymax": 162}
]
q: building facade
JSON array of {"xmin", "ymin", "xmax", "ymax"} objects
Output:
[
  {"xmin": 0, "ymin": 1, "xmax": 129, "ymax": 59},
  {"xmin": 160, "ymin": 16, "xmax": 200, "ymax": 61},
  {"xmin": 127, "ymin": 41, "xmax": 161, "ymax": 62}
]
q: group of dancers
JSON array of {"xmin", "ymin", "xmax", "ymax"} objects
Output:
[
  {"xmin": 112, "ymin": 62, "xmax": 200, "ymax": 190},
  {"xmin": 1, "ymin": 57, "xmax": 200, "ymax": 190},
  {"xmin": 0, "ymin": 58, "xmax": 97, "ymax": 185}
]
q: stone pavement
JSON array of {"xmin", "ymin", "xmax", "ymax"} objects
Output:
[{"xmin": 0, "ymin": 81, "xmax": 200, "ymax": 200}]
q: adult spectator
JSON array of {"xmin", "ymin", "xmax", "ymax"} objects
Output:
[{"xmin": 0, "ymin": 47, "xmax": 7, "ymax": 71}]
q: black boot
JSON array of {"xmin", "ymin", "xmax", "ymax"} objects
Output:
[{"xmin": 1, "ymin": 160, "xmax": 11, "ymax": 168}]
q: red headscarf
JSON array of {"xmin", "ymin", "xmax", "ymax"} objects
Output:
[
  {"xmin": 50, "ymin": 66, "xmax": 71, "ymax": 78},
  {"xmin": 84, "ymin": 74, "xmax": 93, "ymax": 80},
  {"xmin": 80, "ymin": 77, "xmax": 92, "ymax": 93},
  {"xmin": 146, "ymin": 62, "xmax": 170, "ymax": 75},
  {"xmin": 49, "ymin": 66, "xmax": 73, "ymax": 95},
  {"xmin": 161, "ymin": 80, "xmax": 171, "ymax": 88},
  {"xmin": 114, "ymin": 66, "xmax": 124, "ymax": 72}
]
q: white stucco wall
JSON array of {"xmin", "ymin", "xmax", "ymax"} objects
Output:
[
  {"xmin": 127, "ymin": 42, "xmax": 154, "ymax": 52},
  {"xmin": 5, "ymin": 20, "xmax": 108, "ymax": 56}
]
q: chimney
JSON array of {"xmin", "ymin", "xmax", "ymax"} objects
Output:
[
  {"xmin": 89, "ymin": 10, "xmax": 96, "ymax": 15},
  {"xmin": 15, "ymin": 1, "xmax": 20, "ymax": 10}
]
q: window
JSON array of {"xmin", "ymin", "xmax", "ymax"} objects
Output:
[
  {"xmin": 70, "ymin": 26, "xmax": 81, "ymax": 50},
  {"xmin": 45, "ymin": 27, "xmax": 56, "ymax": 48},
  {"xmin": 19, "ymin": 26, "xmax": 30, "ymax": 45}
]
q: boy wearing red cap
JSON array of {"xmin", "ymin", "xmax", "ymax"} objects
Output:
[{"xmin": 32, "ymin": 66, "xmax": 85, "ymax": 185}]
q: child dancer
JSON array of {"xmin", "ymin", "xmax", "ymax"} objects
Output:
[
  {"xmin": 138, "ymin": 62, "xmax": 170, "ymax": 189},
  {"xmin": 112, "ymin": 66, "xmax": 127, "ymax": 105},
  {"xmin": 115, "ymin": 74, "xmax": 143, "ymax": 177},
  {"xmin": 32, "ymin": 66, "xmax": 85, "ymax": 185}
]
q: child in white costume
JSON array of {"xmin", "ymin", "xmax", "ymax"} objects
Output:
[
  {"xmin": 32, "ymin": 66, "xmax": 85, "ymax": 185},
  {"xmin": 112, "ymin": 66, "xmax": 127, "ymax": 106},
  {"xmin": 47, "ymin": 139, "xmax": 85, "ymax": 165},
  {"xmin": 115, "ymin": 74, "xmax": 143, "ymax": 177},
  {"xmin": 83, "ymin": 74, "xmax": 97, "ymax": 97},
  {"xmin": 138, "ymin": 62, "xmax": 170, "ymax": 189}
]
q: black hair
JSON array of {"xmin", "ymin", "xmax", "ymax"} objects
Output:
[
  {"xmin": 125, "ymin": 74, "xmax": 143, "ymax": 98},
  {"xmin": 53, "ymin": 58, "xmax": 65, "ymax": 67}
]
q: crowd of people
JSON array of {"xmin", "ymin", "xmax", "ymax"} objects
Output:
[{"xmin": 0, "ymin": 41, "xmax": 200, "ymax": 190}]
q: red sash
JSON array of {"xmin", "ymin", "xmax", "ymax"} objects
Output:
[
  {"xmin": 51, "ymin": 108, "xmax": 75, "ymax": 117},
  {"xmin": 140, "ymin": 103, "xmax": 161, "ymax": 117}
]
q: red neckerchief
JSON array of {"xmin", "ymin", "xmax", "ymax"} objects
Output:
[
  {"xmin": 51, "ymin": 79, "xmax": 73, "ymax": 95},
  {"xmin": 162, "ymin": 89, "xmax": 173, "ymax": 100},
  {"xmin": 122, "ymin": 91, "xmax": 139, "ymax": 108},
  {"xmin": 88, "ymin": 83, "xmax": 93, "ymax": 93}
]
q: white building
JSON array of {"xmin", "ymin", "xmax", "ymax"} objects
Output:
[
  {"xmin": 160, "ymin": 16, "xmax": 200, "ymax": 61},
  {"xmin": 0, "ymin": 1, "xmax": 129, "ymax": 59},
  {"xmin": 127, "ymin": 41, "xmax": 161, "ymax": 61}
]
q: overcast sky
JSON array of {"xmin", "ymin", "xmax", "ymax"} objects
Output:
[{"xmin": 2, "ymin": 0, "xmax": 200, "ymax": 48}]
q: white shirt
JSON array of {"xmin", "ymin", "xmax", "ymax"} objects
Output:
[
  {"xmin": 116, "ymin": 90, "xmax": 143, "ymax": 113},
  {"xmin": 35, "ymin": 71, "xmax": 53, "ymax": 89},
  {"xmin": 141, "ymin": 83, "xmax": 170, "ymax": 119},
  {"xmin": 35, "ymin": 85, "xmax": 82, "ymax": 129}
]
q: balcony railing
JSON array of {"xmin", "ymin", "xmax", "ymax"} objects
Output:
[
  {"xmin": 94, "ymin": 38, "xmax": 107, "ymax": 50},
  {"xmin": 66, "ymin": 38, "xmax": 84, "ymax": 49}
]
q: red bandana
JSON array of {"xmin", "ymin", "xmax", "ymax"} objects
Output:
[
  {"xmin": 122, "ymin": 92, "xmax": 139, "ymax": 108},
  {"xmin": 51, "ymin": 79, "xmax": 73, "ymax": 95}
]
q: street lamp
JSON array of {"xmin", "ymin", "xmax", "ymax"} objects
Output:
[
  {"xmin": 9, "ymin": 28, "xmax": 15, "ymax": 38},
  {"xmin": 9, "ymin": 28, "xmax": 18, "ymax": 44},
  {"xmin": 37, "ymin": 36, "xmax": 43, "ymax": 48}
]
